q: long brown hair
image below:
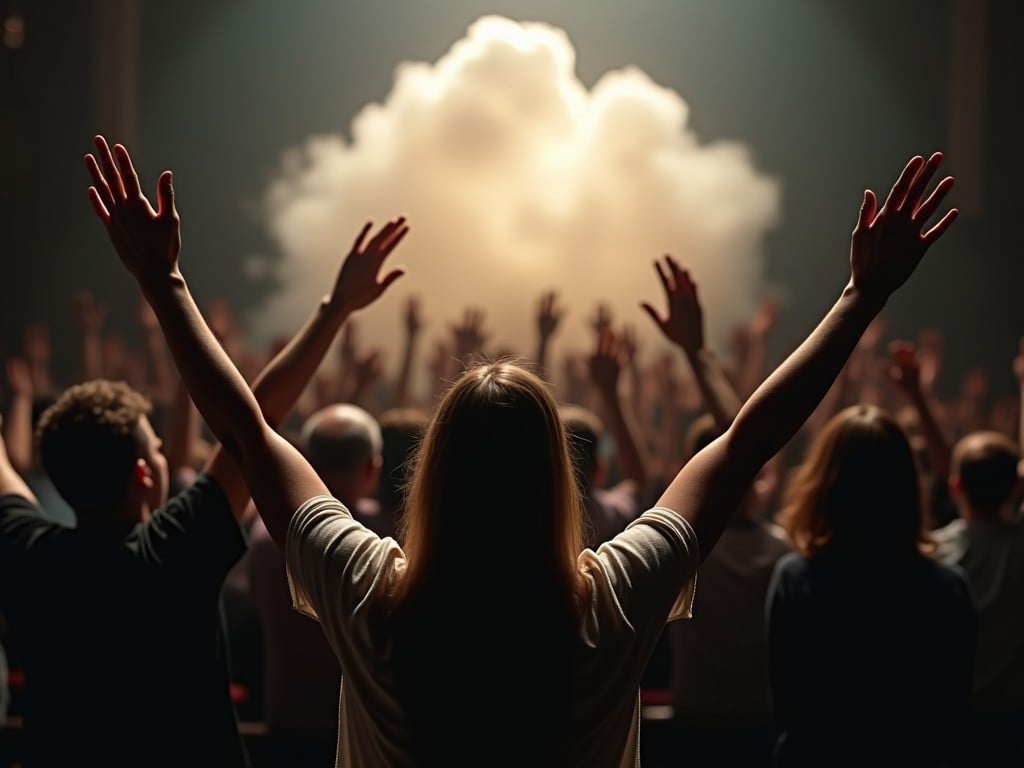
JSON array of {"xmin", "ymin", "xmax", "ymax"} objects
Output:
[
  {"xmin": 393, "ymin": 359, "xmax": 586, "ymax": 606},
  {"xmin": 777, "ymin": 404, "xmax": 934, "ymax": 558},
  {"xmin": 389, "ymin": 360, "xmax": 587, "ymax": 762}
]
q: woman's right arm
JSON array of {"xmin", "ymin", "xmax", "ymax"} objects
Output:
[{"xmin": 649, "ymin": 153, "xmax": 958, "ymax": 560}]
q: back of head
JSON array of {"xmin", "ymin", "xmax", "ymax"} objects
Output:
[
  {"xmin": 558, "ymin": 403, "xmax": 604, "ymax": 493},
  {"xmin": 777, "ymin": 404, "xmax": 929, "ymax": 558},
  {"xmin": 952, "ymin": 431, "xmax": 1021, "ymax": 516},
  {"xmin": 301, "ymin": 403, "xmax": 382, "ymax": 480},
  {"xmin": 399, "ymin": 359, "xmax": 584, "ymax": 593},
  {"xmin": 36, "ymin": 380, "xmax": 151, "ymax": 519}
]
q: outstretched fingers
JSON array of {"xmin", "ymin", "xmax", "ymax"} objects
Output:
[
  {"xmin": 366, "ymin": 216, "xmax": 407, "ymax": 253},
  {"xmin": 654, "ymin": 258, "xmax": 674, "ymax": 297},
  {"xmin": 93, "ymin": 135, "xmax": 127, "ymax": 202},
  {"xmin": 379, "ymin": 221, "xmax": 409, "ymax": 254},
  {"xmin": 902, "ymin": 152, "xmax": 943, "ymax": 212},
  {"xmin": 351, "ymin": 221, "xmax": 373, "ymax": 253},
  {"xmin": 639, "ymin": 301, "xmax": 665, "ymax": 332},
  {"xmin": 922, "ymin": 207, "xmax": 959, "ymax": 247},
  {"xmin": 113, "ymin": 143, "xmax": 143, "ymax": 200},
  {"xmin": 856, "ymin": 189, "xmax": 878, "ymax": 230},
  {"xmin": 883, "ymin": 155, "xmax": 924, "ymax": 212},
  {"xmin": 84, "ymin": 154, "xmax": 115, "ymax": 214}
]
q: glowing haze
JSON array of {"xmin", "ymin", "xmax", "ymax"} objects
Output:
[{"xmin": 254, "ymin": 15, "xmax": 780, "ymax": 396}]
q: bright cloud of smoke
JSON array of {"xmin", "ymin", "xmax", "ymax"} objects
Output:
[{"xmin": 254, "ymin": 15, "xmax": 780, "ymax": 398}]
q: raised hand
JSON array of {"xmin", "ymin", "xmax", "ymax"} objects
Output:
[
  {"xmin": 537, "ymin": 291, "xmax": 565, "ymax": 342},
  {"xmin": 452, "ymin": 307, "xmax": 489, "ymax": 361},
  {"xmin": 849, "ymin": 152, "xmax": 958, "ymax": 304},
  {"xmin": 588, "ymin": 329, "xmax": 623, "ymax": 398},
  {"xmin": 590, "ymin": 303, "xmax": 613, "ymax": 339},
  {"xmin": 404, "ymin": 295, "xmax": 424, "ymax": 339},
  {"xmin": 916, "ymin": 327, "xmax": 944, "ymax": 393},
  {"xmin": 329, "ymin": 217, "xmax": 409, "ymax": 314},
  {"xmin": 5, "ymin": 358, "xmax": 32, "ymax": 399},
  {"xmin": 640, "ymin": 255, "xmax": 704, "ymax": 354},
  {"xmin": 137, "ymin": 295, "xmax": 160, "ymax": 333},
  {"xmin": 85, "ymin": 135, "xmax": 181, "ymax": 288},
  {"xmin": 620, "ymin": 324, "xmax": 640, "ymax": 365},
  {"xmin": 351, "ymin": 349, "xmax": 384, "ymax": 398},
  {"xmin": 885, "ymin": 340, "xmax": 922, "ymax": 396}
]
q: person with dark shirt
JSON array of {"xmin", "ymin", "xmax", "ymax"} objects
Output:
[
  {"xmin": 766, "ymin": 405, "xmax": 977, "ymax": 768},
  {"xmin": 0, "ymin": 381, "xmax": 249, "ymax": 767},
  {"xmin": 0, "ymin": 208, "xmax": 409, "ymax": 766}
]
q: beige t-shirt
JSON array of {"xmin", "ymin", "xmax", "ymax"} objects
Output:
[{"xmin": 286, "ymin": 496, "xmax": 699, "ymax": 768}]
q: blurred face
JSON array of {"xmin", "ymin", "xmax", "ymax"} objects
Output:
[{"xmin": 137, "ymin": 416, "xmax": 170, "ymax": 509}]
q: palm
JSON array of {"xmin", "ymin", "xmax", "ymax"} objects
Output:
[
  {"xmin": 331, "ymin": 217, "xmax": 409, "ymax": 313},
  {"xmin": 641, "ymin": 255, "xmax": 704, "ymax": 353},
  {"xmin": 85, "ymin": 136, "xmax": 181, "ymax": 286},
  {"xmin": 849, "ymin": 153, "xmax": 958, "ymax": 302}
]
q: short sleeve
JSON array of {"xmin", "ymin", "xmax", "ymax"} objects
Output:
[
  {"xmin": 131, "ymin": 473, "xmax": 247, "ymax": 587},
  {"xmin": 285, "ymin": 496, "xmax": 403, "ymax": 639},
  {"xmin": 0, "ymin": 494, "xmax": 59, "ymax": 575},
  {"xmin": 580, "ymin": 506, "xmax": 700, "ymax": 640}
]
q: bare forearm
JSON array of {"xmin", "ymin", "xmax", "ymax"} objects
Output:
[
  {"xmin": 250, "ymin": 297, "xmax": 351, "ymax": 425},
  {"xmin": 684, "ymin": 347, "xmax": 744, "ymax": 431},
  {"xmin": 163, "ymin": 377, "xmax": 200, "ymax": 475},
  {"xmin": 596, "ymin": 389, "xmax": 650, "ymax": 491},
  {"xmin": 536, "ymin": 338, "xmax": 551, "ymax": 382},
  {"xmin": 731, "ymin": 284, "xmax": 881, "ymax": 469},
  {"xmin": 2, "ymin": 396, "xmax": 34, "ymax": 473},
  {"xmin": 141, "ymin": 274, "xmax": 263, "ymax": 461},
  {"xmin": 658, "ymin": 284, "xmax": 881, "ymax": 556},
  {"xmin": 908, "ymin": 388, "xmax": 951, "ymax": 481},
  {"xmin": 393, "ymin": 337, "xmax": 418, "ymax": 409},
  {"xmin": 0, "ymin": 430, "xmax": 35, "ymax": 502}
]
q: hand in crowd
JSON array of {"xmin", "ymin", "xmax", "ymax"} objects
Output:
[
  {"xmin": 587, "ymin": 329, "xmax": 624, "ymax": 401},
  {"xmin": 589, "ymin": 303, "xmax": 613, "ymax": 339},
  {"xmin": 5, "ymin": 358, "xmax": 32, "ymax": 400},
  {"xmin": 640, "ymin": 255, "xmax": 704, "ymax": 355},
  {"xmin": 452, "ymin": 307, "xmax": 490, "ymax": 362},
  {"xmin": 537, "ymin": 290, "xmax": 565, "ymax": 343},
  {"xmin": 85, "ymin": 135, "xmax": 181, "ymax": 289},
  {"xmin": 848, "ymin": 151, "xmax": 957, "ymax": 304},
  {"xmin": 885, "ymin": 340, "xmax": 924, "ymax": 397},
  {"xmin": 404, "ymin": 295, "xmax": 424, "ymax": 341},
  {"xmin": 328, "ymin": 217, "xmax": 409, "ymax": 314}
]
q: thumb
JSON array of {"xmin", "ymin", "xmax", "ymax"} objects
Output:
[
  {"xmin": 856, "ymin": 189, "xmax": 877, "ymax": 230},
  {"xmin": 639, "ymin": 302, "xmax": 662, "ymax": 328},
  {"xmin": 157, "ymin": 171, "xmax": 177, "ymax": 219},
  {"xmin": 379, "ymin": 268, "xmax": 406, "ymax": 292}
]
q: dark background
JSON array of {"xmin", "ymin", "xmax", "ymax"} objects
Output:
[{"xmin": 1, "ymin": 0, "xmax": 1020, "ymax": 399}]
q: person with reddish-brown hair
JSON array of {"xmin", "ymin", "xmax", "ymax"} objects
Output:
[{"xmin": 766, "ymin": 404, "xmax": 977, "ymax": 767}]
